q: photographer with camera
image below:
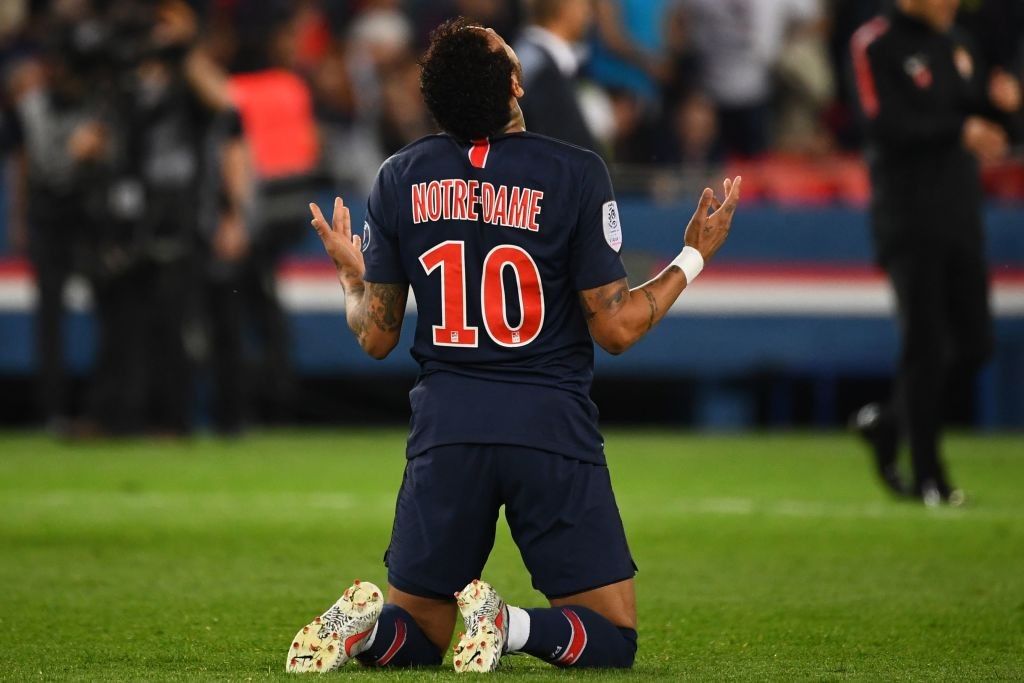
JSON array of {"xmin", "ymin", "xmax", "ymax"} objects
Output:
[{"xmin": 76, "ymin": 0, "xmax": 241, "ymax": 435}]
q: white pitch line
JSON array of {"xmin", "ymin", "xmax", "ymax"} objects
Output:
[{"xmin": 623, "ymin": 497, "xmax": 1024, "ymax": 521}]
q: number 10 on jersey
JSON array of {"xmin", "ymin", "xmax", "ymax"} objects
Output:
[{"xmin": 419, "ymin": 240, "xmax": 545, "ymax": 348}]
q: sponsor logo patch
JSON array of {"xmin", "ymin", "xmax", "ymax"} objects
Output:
[{"xmin": 602, "ymin": 201, "xmax": 622, "ymax": 252}]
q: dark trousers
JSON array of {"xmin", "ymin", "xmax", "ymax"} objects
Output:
[
  {"xmin": 883, "ymin": 243, "xmax": 993, "ymax": 490},
  {"xmin": 27, "ymin": 223, "xmax": 79, "ymax": 422},
  {"xmin": 89, "ymin": 260, "xmax": 192, "ymax": 435},
  {"xmin": 240, "ymin": 218, "xmax": 305, "ymax": 421},
  {"xmin": 203, "ymin": 262, "xmax": 246, "ymax": 433}
]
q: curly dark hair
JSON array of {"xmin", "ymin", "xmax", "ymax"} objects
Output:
[{"xmin": 419, "ymin": 17, "xmax": 515, "ymax": 141}]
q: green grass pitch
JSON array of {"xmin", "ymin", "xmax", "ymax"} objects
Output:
[{"xmin": 1, "ymin": 430, "xmax": 1022, "ymax": 681}]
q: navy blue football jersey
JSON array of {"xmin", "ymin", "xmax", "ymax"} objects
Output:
[{"xmin": 361, "ymin": 132, "xmax": 626, "ymax": 463}]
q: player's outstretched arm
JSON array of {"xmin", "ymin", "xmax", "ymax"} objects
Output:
[
  {"xmin": 579, "ymin": 177, "xmax": 740, "ymax": 355},
  {"xmin": 310, "ymin": 198, "xmax": 407, "ymax": 359}
]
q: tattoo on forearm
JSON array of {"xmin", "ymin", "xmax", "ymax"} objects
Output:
[
  {"xmin": 350, "ymin": 313, "xmax": 368, "ymax": 347},
  {"xmin": 347, "ymin": 282, "xmax": 405, "ymax": 348},
  {"xmin": 603, "ymin": 283, "xmax": 628, "ymax": 312},
  {"xmin": 579, "ymin": 293, "xmax": 597, "ymax": 321},
  {"xmin": 642, "ymin": 288, "xmax": 657, "ymax": 331},
  {"xmin": 579, "ymin": 278, "xmax": 628, "ymax": 322},
  {"xmin": 365, "ymin": 283, "xmax": 405, "ymax": 332}
]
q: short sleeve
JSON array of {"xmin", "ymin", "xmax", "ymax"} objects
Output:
[
  {"xmin": 570, "ymin": 153, "xmax": 628, "ymax": 291},
  {"xmin": 361, "ymin": 161, "xmax": 408, "ymax": 284}
]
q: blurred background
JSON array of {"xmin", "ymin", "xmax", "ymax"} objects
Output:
[{"xmin": 0, "ymin": 0, "xmax": 1022, "ymax": 437}]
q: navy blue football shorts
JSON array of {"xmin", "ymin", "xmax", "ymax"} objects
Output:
[{"xmin": 384, "ymin": 444, "xmax": 637, "ymax": 600}]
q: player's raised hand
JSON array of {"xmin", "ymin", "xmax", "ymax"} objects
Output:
[
  {"xmin": 310, "ymin": 197, "xmax": 365, "ymax": 290},
  {"xmin": 684, "ymin": 176, "xmax": 741, "ymax": 262}
]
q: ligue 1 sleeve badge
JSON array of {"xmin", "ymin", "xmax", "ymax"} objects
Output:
[
  {"xmin": 602, "ymin": 201, "xmax": 622, "ymax": 252},
  {"xmin": 361, "ymin": 222, "xmax": 372, "ymax": 252}
]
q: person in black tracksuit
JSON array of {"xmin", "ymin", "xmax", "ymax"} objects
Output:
[{"xmin": 849, "ymin": 0, "xmax": 1021, "ymax": 505}]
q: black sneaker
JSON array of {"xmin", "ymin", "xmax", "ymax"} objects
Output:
[{"xmin": 850, "ymin": 403, "xmax": 909, "ymax": 497}]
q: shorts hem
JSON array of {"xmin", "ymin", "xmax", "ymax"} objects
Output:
[
  {"xmin": 542, "ymin": 571, "xmax": 637, "ymax": 601},
  {"xmin": 387, "ymin": 570, "xmax": 457, "ymax": 602}
]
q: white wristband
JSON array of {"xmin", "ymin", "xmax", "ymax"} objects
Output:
[{"xmin": 670, "ymin": 246, "xmax": 704, "ymax": 284}]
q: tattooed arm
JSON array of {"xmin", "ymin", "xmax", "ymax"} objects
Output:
[
  {"xmin": 309, "ymin": 197, "xmax": 407, "ymax": 359},
  {"xmin": 341, "ymin": 281, "xmax": 407, "ymax": 359},
  {"xmin": 579, "ymin": 177, "xmax": 741, "ymax": 355}
]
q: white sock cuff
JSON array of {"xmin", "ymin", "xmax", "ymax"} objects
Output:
[{"xmin": 505, "ymin": 605, "xmax": 530, "ymax": 653}]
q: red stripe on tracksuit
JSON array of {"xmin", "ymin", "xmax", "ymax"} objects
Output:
[
  {"xmin": 555, "ymin": 609, "xmax": 588, "ymax": 666},
  {"xmin": 375, "ymin": 618, "xmax": 407, "ymax": 666},
  {"xmin": 469, "ymin": 138, "xmax": 490, "ymax": 168},
  {"xmin": 850, "ymin": 17, "xmax": 890, "ymax": 119}
]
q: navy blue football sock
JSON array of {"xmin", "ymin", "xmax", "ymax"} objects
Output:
[
  {"xmin": 518, "ymin": 606, "xmax": 637, "ymax": 668},
  {"xmin": 356, "ymin": 604, "xmax": 442, "ymax": 667}
]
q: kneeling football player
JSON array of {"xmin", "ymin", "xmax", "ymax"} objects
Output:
[{"xmin": 287, "ymin": 18, "xmax": 741, "ymax": 673}]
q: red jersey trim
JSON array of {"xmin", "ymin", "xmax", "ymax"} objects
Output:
[{"xmin": 469, "ymin": 138, "xmax": 491, "ymax": 169}]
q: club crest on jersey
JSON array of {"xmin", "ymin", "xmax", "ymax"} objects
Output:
[
  {"xmin": 361, "ymin": 222, "xmax": 371, "ymax": 252},
  {"xmin": 904, "ymin": 54, "xmax": 932, "ymax": 89},
  {"xmin": 602, "ymin": 201, "xmax": 622, "ymax": 252}
]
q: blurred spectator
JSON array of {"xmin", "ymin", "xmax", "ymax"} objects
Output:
[
  {"xmin": 4, "ymin": 34, "xmax": 99, "ymax": 431},
  {"xmin": 773, "ymin": 6, "xmax": 836, "ymax": 155},
  {"xmin": 410, "ymin": 0, "xmax": 522, "ymax": 49},
  {"xmin": 660, "ymin": 0, "xmax": 702, "ymax": 111},
  {"xmin": 346, "ymin": 4, "xmax": 413, "ymax": 121},
  {"xmin": 589, "ymin": 0, "xmax": 672, "ymax": 105},
  {"xmin": 607, "ymin": 87, "xmax": 659, "ymax": 163},
  {"xmin": 84, "ymin": 0, "xmax": 235, "ymax": 436},
  {"xmin": 377, "ymin": 52, "xmax": 434, "ymax": 154},
  {"xmin": 684, "ymin": 0, "xmax": 822, "ymax": 157},
  {"xmin": 227, "ymin": 4, "xmax": 321, "ymax": 423},
  {"xmin": 668, "ymin": 91, "xmax": 721, "ymax": 165},
  {"xmin": 312, "ymin": 44, "xmax": 381, "ymax": 194},
  {"xmin": 515, "ymin": 0, "xmax": 599, "ymax": 151}
]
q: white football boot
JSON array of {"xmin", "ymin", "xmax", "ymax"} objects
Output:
[
  {"xmin": 453, "ymin": 579, "xmax": 508, "ymax": 673},
  {"xmin": 286, "ymin": 579, "xmax": 383, "ymax": 673}
]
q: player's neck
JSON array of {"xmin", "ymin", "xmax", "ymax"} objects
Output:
[{"xmin": 503, "ymin": 103, "xmax": 527, "ymax": 135}]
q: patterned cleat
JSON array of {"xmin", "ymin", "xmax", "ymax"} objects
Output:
[
  {"xmin": 285, "ymin": 580, "xmax": 383, "ymax": 673},
  {"xmin": 453, "ymin": 579, "xmax": 507, "ymax": 673}
]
